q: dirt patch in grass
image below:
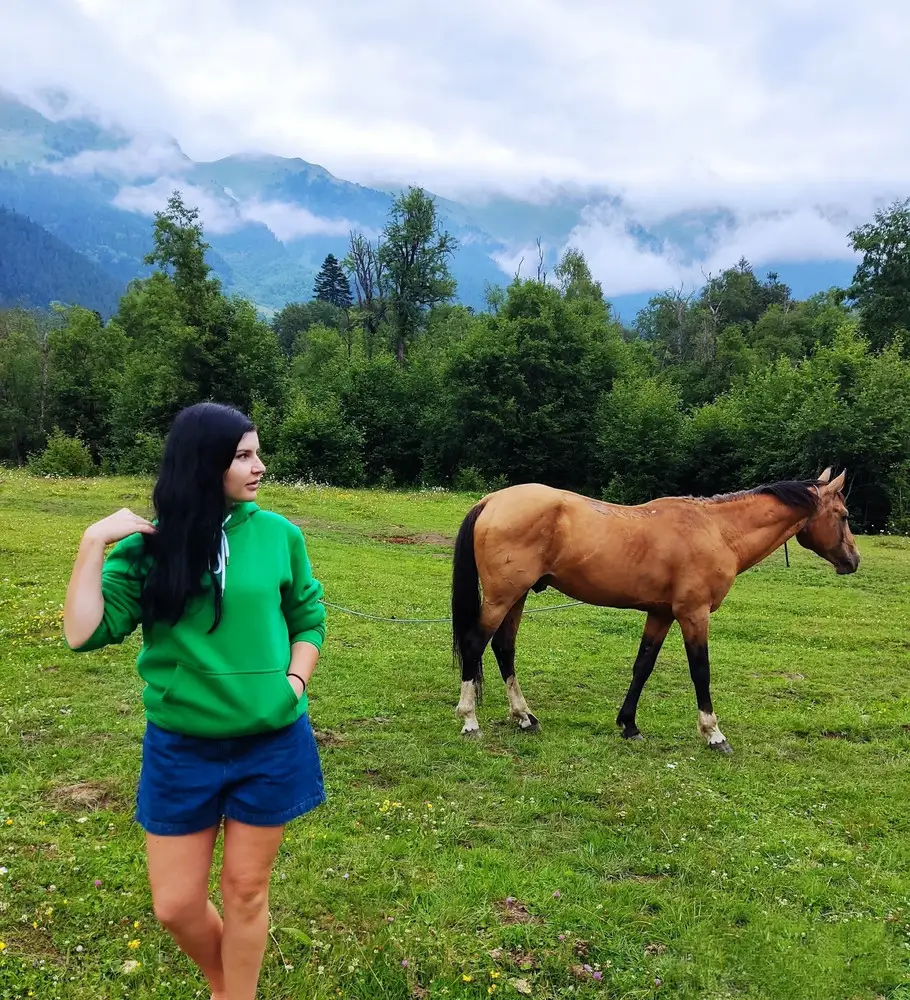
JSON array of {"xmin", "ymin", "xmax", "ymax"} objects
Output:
[
  {"xmin": 1, "ymin": 928, "xmax": 65, "ymax": 963},
  {"xmin": 376, "ymin": 532, "xmax": 454, "ymax": 547},
  {"xmin": 313, "ymin": 728, "xmax": 349, "ymax": 748},
  {"xmin": 48, "ymin": 780, "xmax": 116, "ymax": 811},
  {"xmin": 362, "ymin": 768, "xmax": 396, "ymax": 787},
  {"xmin": 495, "ymin": 897, "xmax": 542, "ymax": 925}
]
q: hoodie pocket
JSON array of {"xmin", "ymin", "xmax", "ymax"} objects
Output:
[{"xmin": 157, "ymin": 664, "xmax": 300, "ymax": 738}]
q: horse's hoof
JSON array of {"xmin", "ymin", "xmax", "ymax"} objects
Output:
[
  {"xmin": 622, "ymin": 731, "xmax": 645, "ymax": 741},
  {"xmin": 519, "ymin": 712, "xmax": 540, "ymax": 732},
  {"xmin": 461, "ymin": 725, "xmax": 481, "ymax": 739},
  {"xmin": 708, "ymin": 740, "xmax": 733, "ymax": 754}
]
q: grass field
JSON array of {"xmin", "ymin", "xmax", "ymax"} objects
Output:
[{"xmin": 1, "ymin": 470, "xmax": 909, "ymax": 1000}]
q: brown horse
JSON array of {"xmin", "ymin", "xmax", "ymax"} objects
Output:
[{"xmin": 450, "ymin": 469, "xmax": 859, "ymax": 752}]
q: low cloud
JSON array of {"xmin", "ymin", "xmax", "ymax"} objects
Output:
[
  {"xmin": 48, "ymin": 136, "xmax": 188, "ymax": 180},
  {"xmin": 114, "ymin": 178, "xmax": 243, "ymax": 234},
  {"xmin": 240, "ymin": 200, "xmax": 354, "ymax": 241},
  {"xmin": 561, "ymin": 203, "xmax": 862, "ymax": 299},
  {"xmin": 113, "ymin": 178, "xmax": 358, "ymax": 243}
]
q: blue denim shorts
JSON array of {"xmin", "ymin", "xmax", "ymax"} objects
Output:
[{"xmin": 135, "ymin": 712, "xmax": 326, "ymax": 835}]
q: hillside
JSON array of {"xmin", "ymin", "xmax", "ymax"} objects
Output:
[{"xmin": 0, "ymin": 206, "xmax": 124, "ymax": 315}]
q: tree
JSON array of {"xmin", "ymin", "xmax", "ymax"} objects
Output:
[
  {"xmin": 313, "ymin": 255, "xmax": 353, "ymax": 309},
  {"xmin": 144, "ymin": 191, "xmax": 220, "ymax": 327},
  {"xmin": 847, "ymin": 198, "xmax": 910, "ymax": 351},
  {"xmin": 47, "ymin": 307, "xmax": 129, "ymax": 459},
  {"xmin": 425, "ymin": 280, "xmax": 617, "ymax": 491},
  {"xmin": 343, "ymin": 231, "xmax": 385, "ymax": 358},
  {"xmin": 339, "ymin": 353, "xmax": 432, "ymax": 484},
  {"xmin": 271, "ymin": 394, "xmax": 364, "ymax": 486},
  {"xmin": 272, "ymin": 300, "xmax": 349, "ymax": 356},
  {"xmin": 554, "ymin": 246, "xmax": 605, "ymax": 305},
  {"xmin": 112, "ymin": 194, "xmax": 286, "ymax": 464},
  {"xmin": 378, "ymin": 187, "xmax": 458, "ymax": 362},
  {"xmin": 0, "ymin": 308, "xmax": 44, "ymax": 463},
  {"xmin": 595, "ymin": 375, "xmax": 686, "ymax": 503}
]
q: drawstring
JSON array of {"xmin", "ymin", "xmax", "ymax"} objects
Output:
[{"xmin": 213, "ymin": 513, "xmax": 232, "ymax": 592}]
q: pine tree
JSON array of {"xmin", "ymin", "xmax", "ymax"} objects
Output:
[{"xmin": 313, "ymin": 255, "xmax": 353, "ymax": 309}]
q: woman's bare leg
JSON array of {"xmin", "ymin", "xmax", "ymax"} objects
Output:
[
  {"xmin": 219, "ymin": 819, "xmax": 285, "ymax": 1000},
  {"xmin": 146, "ymin": 826, "xmax": 226, "ymax": 999}
]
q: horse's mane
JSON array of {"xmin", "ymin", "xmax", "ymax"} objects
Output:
[{"xmin": 701, "ymin": 479, "xmax": 821, "ymax": 512}]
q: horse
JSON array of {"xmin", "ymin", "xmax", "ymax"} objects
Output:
[{"xmin": 450, "ymin": 468, "xmax": 859, "ymax": 753}]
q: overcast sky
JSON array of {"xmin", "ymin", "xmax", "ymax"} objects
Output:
[{"xmin": 3, "ymin": 0, "xmax": 909, "ymax": 293}]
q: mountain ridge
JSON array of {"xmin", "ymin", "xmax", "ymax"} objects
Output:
[
  {"xmin": 0, "ymin": 92, "xmax": 862, "ymax": 318},
  {"xmin": 0, "ymin": 205, "xmax": 124, "ymax": 315}
]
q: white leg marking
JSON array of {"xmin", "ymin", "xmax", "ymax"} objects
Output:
[
  {"xmin": 506, "ymin": 675, "xmax": 538, "ymax": 730},
  {"xmin": 698, "ymin": 710, "xmax": 727, "ymax": 746},
  {"xmin": 456, "ymin": 680, "xmax": 480, "ymax": 735}
]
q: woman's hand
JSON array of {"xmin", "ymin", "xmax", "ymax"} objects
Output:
[
  {"xmin": 287, "ymin": 674, "xmax": 306, "ymax": 699},
  {"xmin": 84, "ymin": 508, "xmax": 156, "ymax": 547}
]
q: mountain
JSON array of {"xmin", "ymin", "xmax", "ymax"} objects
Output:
[
  {"xmin": 0, "ymin": 93, "xmax": 511, "ymax": 313},
  {"xmin": 0, "ymin": 206, "xmax": 124, "ymax": 314},
  {"xmin": 0, "ymin": 92, "xmax": 862, "ymax": 320}
]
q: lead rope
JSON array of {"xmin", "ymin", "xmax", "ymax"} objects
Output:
[{"xmin": 318, "ymin": 598, "xmax": 584, "ymax": 624}]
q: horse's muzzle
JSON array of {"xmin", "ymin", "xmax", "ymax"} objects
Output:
[{"xmin": 835, "ymin": 550, "xmax": 861, "ymax": 574}]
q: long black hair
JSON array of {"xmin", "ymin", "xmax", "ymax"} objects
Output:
[{"xmin": 141, "ymin": 402, "xmax": 255, "ymax": 631}]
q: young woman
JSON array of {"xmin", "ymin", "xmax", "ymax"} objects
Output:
[{"xmin": 63, "ymin": 402, "xmax": 327, "ymax": 1000}]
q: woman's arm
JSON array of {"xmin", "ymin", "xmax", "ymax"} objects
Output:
[
  {"xmin": 286, "ymin": 641, "xmax": 319, "ymax": 697},
  {"xmin": 282, "ymin": 527, "xmax": 326, "ymax": 694},
  {"xmin": 63, "ymin": 508, "xmax": 156, "ymax": 650}
]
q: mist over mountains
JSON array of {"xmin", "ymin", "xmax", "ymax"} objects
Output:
[{"xmin": 0, "ymin": 91, "xmax": 860, "ymax": 318}]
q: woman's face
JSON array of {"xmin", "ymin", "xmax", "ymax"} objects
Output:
[{"xmin": 224, "ymin": 430, "xmax": 266, "ymax": 504}]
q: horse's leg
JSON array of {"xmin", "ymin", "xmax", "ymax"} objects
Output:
[
  {"xmin": 455, "ymin": 589, "xmax": 525, "ymax": 736},
  {"xmin": 455, "ymin": 622, "xmax": 493, "ymax": 737},
  {"xmin": 676, "ymin": 611, "xmax": 733, "ymax": 754},
  {"xmin": 615, "ymin": 612, "xmax": 673, "ymax": 740},
  {"xmin": 491, "ymin": 593, "xmax": 539, "ymax": 732}
]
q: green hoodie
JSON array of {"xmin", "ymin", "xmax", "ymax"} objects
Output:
[{"xmin": 69, "ymin": 502, "xmax": 326, "ymax": 739}]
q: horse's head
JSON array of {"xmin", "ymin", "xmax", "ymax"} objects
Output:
[{"xmin": 795, "ymin": 467, "xmax": 860, "ymax": 574}]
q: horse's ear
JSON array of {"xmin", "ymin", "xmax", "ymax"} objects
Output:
[
  {"xmin": 826, "ymin": 469, "xmax": 847, "ymax": 494},
  {"xmin": 817, "ymin": 466, "xmax": 832, "ymax": 484}
]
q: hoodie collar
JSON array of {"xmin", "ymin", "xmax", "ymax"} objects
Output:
[
  {"xmin": 214, "ymin": 503, "xmax": 259, "ymax": 593},
  {"xmin": 224, "ymin": 501, "xmax": 259, "ymax": 532}
]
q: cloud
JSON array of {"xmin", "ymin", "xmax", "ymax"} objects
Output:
[
  {"xmin": 4, "ymin": 0, "xmax": 907, "ymax": 208},
  {"xmin": 1, "ymin": 0, "xmax": 176, "ymax": 135},
  {"xmin": 701, "ymin": 209, "xmax": 860, "ymax": 272},
  {"xmin": 561, "ymin": 203, "xmax": 863, "ymax": 298},
  {"xmin": 48, "ymin": 137, "xmax": 189, "ymax": 180},
  {"xmin": 113, "ymin": 178, "xmax": 358, "ymax": 242},
  {"xmin": 3, "ymin": 0, "xmax": 908, "ymax": 296},
  {"xmin": 239, "ymin": 200, "xmax": 355, "ymax": 241},
  {"xmin": 558, "ymin": 207, "xmax": 691, "ymax": 297},
  {"xmin": 113, "ymin": 178, "xmax": 243, "ymax": 234}
]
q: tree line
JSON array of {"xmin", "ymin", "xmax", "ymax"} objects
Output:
[{"xmin": 2, "ymin": 189, "xmax": 909, "ymax": 534}]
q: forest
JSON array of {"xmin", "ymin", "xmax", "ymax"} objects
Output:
[{"xmin": 2, "ymin": 188, "xmax": 909, "ymax": 534}]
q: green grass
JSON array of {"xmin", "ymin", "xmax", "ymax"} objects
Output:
[{"xmin": 1, "ymin": 470, "xmax": 909, "ymax": 1000}]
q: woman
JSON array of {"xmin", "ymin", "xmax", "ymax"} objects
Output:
[{"xmin": 63, "ymin": 402, "xmax": 326, "ymax": 1000}]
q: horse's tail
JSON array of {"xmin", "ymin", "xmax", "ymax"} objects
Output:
[{"xmin": 451, "ymin": 500, "xmax": 487, "ymax": 697}]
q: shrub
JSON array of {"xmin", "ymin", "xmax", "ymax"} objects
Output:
[{"xmin": 29, "ymin": 430, "xmax": 96, "ymax": 478}]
